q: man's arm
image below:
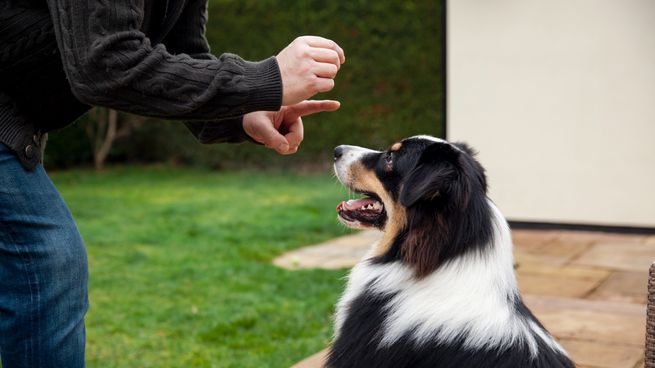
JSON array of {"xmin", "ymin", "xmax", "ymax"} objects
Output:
[
  {"xmin": 162, "ymin": 0, "xmax": 252, "ymax": 144},
  {"xmin": 45, "ymin": 0, "xmax": 282, "ymax": 120},
  {"xmin": 163, "ymin": 0, "xmax": 217, "ymax": 61}
]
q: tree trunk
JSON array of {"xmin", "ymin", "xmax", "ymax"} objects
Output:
[
  {"xmin": 86, "ymin": 108, "xmax": 143, "ymax": 171},
  {"xmin": 94, "ymin": 108, "xmax": 117, "ymax": 171}
]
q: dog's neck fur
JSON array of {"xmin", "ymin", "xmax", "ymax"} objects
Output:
[
  {"xmin": 334, "ymin": 200, "xmax": 566, "ymax": 356},
  {"xmin": 373, "ymin": 164, "xmax": 495, "ymax": 278}
]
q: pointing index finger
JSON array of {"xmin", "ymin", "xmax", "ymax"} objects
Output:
[{"xmin": 287, "ymin": 100, "xmax": 341, "ymax": 120}]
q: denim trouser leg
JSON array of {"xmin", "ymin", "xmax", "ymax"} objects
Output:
[{"xmin": 0, "ymin": 144, "xmax": 88, "ymax": 368}]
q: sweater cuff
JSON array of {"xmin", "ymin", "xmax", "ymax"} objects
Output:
[
  {"xmin": 241, "ymin": 57, "xmax": 283, "ymax": 113},
  {"xmin": 184, "ymin": 117, "xmax": 254, "ymax": 144}
]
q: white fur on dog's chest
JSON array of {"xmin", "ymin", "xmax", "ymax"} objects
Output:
[{"xmin": 334, "ymin": 204, "xmax": 566, "ymax": 357}]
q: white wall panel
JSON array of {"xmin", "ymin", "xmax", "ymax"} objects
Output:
[{"xmin": 447, "ymin": 0, "xmax": 655, "ymax": 227}]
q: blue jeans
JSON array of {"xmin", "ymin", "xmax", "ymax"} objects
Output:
[{"xmin": 0, "ymin": 144, "xmax": 88, "ymax": 368}]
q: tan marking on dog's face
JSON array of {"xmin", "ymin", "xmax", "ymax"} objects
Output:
[
  {"xmin": 349, "ymin": 162, "xmax": 406, "ymax": 257},
  {"xmin": 391, "ymin": 142, "xmax": 402, "ymax": 151}
]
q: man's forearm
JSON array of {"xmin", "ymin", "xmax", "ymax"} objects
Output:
[{"xmin": 45, "ymin": 0, "xmax": 282, "ymax": 121}]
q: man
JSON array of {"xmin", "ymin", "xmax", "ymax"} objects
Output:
[{"xmin": 0, "ymin": 1, "xmax": 345, "ymax": 367}]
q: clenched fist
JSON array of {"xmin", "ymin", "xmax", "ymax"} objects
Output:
[{"xmin": 276, "ymin": 36, "xmax": 345, "ymax": 106}]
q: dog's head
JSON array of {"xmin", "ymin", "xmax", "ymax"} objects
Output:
[{"xmin": 333, "ymin": 135, "xmax": 493, "ymax": 277}]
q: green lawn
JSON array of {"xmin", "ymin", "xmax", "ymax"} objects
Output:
[{"xmin": 51, "ymin": 167, "xmax": 353, "ymax": 368}]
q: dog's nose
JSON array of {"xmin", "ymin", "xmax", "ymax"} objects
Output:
[{"xmin": 334, "ymin": 146, "xmax": 345, "ymax": 161}]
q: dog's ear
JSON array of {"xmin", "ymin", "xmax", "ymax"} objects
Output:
[
  {"xmin": 453, "ymin": 141, "xmax": 488, "ymax": 194},
  {"xmin": 399, "ymin": 143, "xmax": 462, "ymax": 207}
]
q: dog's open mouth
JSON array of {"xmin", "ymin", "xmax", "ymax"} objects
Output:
[{"xmin": 336, "ymin": 194, "xmax": 386, "ymax": 228}]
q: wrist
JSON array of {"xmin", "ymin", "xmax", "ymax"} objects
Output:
[{"xmin": 240, "ymin": 57, "xmax": 283, "ymax": 112}]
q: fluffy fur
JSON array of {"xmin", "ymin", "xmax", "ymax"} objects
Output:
[{"xmin": 328, "ymin": 136, "xmax": 573, "ymax": 368}]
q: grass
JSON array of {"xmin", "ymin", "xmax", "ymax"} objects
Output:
[{"xmin": 50, "ymin": 166, "xmax": 353, "ymax": 367}]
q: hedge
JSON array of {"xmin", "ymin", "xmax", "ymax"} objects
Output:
[{"xmin": 45, "ymin": 0, "xmax": 444, "ymax": 169}]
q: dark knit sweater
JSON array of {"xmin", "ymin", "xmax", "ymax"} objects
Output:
[{"xmin": 0, "ymin": 0, "xmax": 282, "ymax": 169}]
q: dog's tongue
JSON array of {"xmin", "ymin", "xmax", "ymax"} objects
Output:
[{"xmin": 336, "ymin": 198, "xmax": 378, "ymax": 212}]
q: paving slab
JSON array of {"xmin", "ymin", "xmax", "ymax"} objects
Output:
[
  {"xmin": 588, "ymin": 271, "xmax": 649, "ymax": 304},
  {"xmin": 517, "ymin": 273, "xmax": 598, "ymax": 298},
  {"xmin": 515, "ymin": 239, "xmax": 595, "ymax": 267},
  {"xmin": 554, "ymin": 231, "xmax": 647, "ymax": 244},
  {"xmin": 273, "ymin": 230, "xmax": 381, "ymax": 269},
  {"xmin": 511, "ymin": 229, "xmax": 561, "ymax": 251},
  {"xmin": 560, "ymin": 338, "xmax": 643, "ymax": 368},
  {"xmin": 572, "ymin": 242, "xmax": 655, "ymax": 272},
  {"xmin": 516, "ymin": 263, "xmax": 610, "ymax": 298},
  {"xmin": 524, "ymin": 295, "xmax": 646, "ymax": 346},
  {"xmin": 516, "ymin": 262, "xmax": 611, "ymax": 280}
]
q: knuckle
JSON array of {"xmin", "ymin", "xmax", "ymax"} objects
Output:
[
  {"xmin": 302, "ymin": 61, "xmax": 314, "ymax": 74},
  {"xmin": 323, "ymin": 79, "xmax": 335, "ymax": 92}
]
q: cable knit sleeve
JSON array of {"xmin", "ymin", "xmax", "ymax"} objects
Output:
[
  {"xmin": 162, "ymin": 0, "xmax": 255, "ymax": 144},
  {"xmin": 44, "ymin": 0, "xmax": 282, "ymax": 121},
  {"xmin": 163, "ymin": 0, "xmax": 217, "ymax": 61}
]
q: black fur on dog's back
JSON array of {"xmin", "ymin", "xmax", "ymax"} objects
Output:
[{"xmin": 327, "ymin": 291, "xmax": 572, "ymax": 368}]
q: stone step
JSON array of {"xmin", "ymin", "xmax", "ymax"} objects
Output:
[{"xmin": 273, "ymin": 230, "xmax": 381, "ymax": 270}]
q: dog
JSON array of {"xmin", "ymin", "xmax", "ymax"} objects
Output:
[{"xmin": 327, "ymin": 136, "xmax": 574, "ymax": 368}]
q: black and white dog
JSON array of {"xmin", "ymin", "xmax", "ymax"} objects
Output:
[{"xmin": 328, "ymin": 136, "xmax": 573, "ymax": 368}]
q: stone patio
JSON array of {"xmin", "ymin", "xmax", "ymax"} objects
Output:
[{"xmin": 273, "ymin": 229, "xmax": 655, "ymax": 368}]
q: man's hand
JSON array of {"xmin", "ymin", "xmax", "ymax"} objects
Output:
[
  {"xmin": 243, "ymin": 100, "xmax": 340, "ymax": 155},
  {"xmin": 276, "ymin": 36, "xmax": 345, "ymax": 106}
]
